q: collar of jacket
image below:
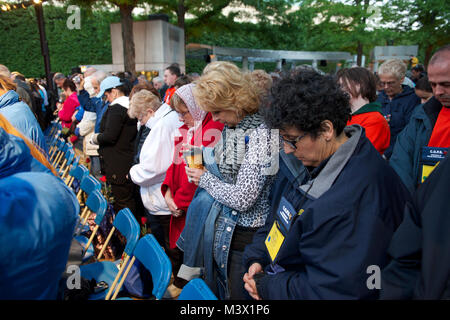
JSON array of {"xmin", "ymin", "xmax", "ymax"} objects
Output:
[
  {"xmin": 423, "ymin": 96, "xmax": 443, "ymax": 129},
  {"xmin": 0, "ymin": 90, "xmax": 20, "ymax": 108},
  {"xmin": 280, "ymin": 149, "xmax": 309, "ymax": 186},
  {"xmin": 110, "ymin": 95, "xmax": 129, "ymax": 109},
  {"xmin": 299, "ymin": 124, "xmax": 362, "ymax": 199},
  {"xmin": 379, "ymin": 85, "xmax": 416, "ymax": 102},
  {"xmin": 352, "ymin": 101, "xmax": 383, "ymax": 116},
  {"xmin": 146, "ymin": 102, "xmax": 172, "ymax": 129}
]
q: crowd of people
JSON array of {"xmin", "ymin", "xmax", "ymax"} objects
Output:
[{"xmin": 0, "ymin": 44, "xmax": 449, "ymax": 300}]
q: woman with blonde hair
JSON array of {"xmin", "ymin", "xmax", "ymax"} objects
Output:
[{"xmin": 180, "ymin": 61, "xmax": 278, "ymax": 299}]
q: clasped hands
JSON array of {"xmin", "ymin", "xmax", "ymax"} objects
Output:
[{"xmin": 243, "ymin": 262, "xmax": 263, "ymax": 300}]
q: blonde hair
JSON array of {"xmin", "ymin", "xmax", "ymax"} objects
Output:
[
  {"xmin": 128, "ymin": 89, "xmax": 161, "ymax": 119},
  {"xmin": 0, "ymin": 64, "xmax": 11, "ymax": 78},
  {"xmin": 202, "ymin": 61, "xmax": 236, "ymax": 75},
  {"xmin": 194, "ymin": 61, "xmax": 261, "ymax": 117},
  {"xmin": 0, "ymin": 74, "xmax": 17, "ymax": 91},
  {"xmin": 0, "ymin": 114, "xmax": 58, "ymax": 176},
  {"xmin": 378, "ymin": 59, "xmax": 407, "ymax": 80}
]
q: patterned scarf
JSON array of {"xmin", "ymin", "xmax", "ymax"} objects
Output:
[
  {"xmin": 214, "ymin": 112, "xmax": 264, "ymax": 183},
  {"xmin": 175, "ymin": 83, "xmax": 207, "ymax": 144}
]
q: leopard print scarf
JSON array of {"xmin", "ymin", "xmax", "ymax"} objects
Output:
[{"xmin": 214, "ymin": 112, "xmax": 264, "ymax": 183}]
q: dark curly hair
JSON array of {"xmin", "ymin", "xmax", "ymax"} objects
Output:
[{"xmin": 263, "ymin": 69, "xmax": 351, "ymax": 138}]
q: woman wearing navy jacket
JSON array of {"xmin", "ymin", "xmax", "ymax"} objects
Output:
[{"xmin": 242, "ymin": 69, "xmax": 412, "ymax": 300}]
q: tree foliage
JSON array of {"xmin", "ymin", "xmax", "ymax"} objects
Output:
[
  {"xmin": 380, "ymin": 0, "xmax": 450, "ymax": 64},
  {"xmin": 0, "ymin": 4, "xmax": 119, "ymax": 77},
  {"xmin": 0, "ymin": 0, "xmax": 447, "ymax": 76}
]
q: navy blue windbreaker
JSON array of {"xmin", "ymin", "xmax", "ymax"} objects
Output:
[
  {"xmin": 381, "ymin": 154, "xmax": 450, "ymax": 299},
  {"xmin": 377, "ymin": 85, "xmax": 421, "ymax": 159},
  {"xmin": 243, "ymin": 125, "xmax": 411, "ymax": 299}
]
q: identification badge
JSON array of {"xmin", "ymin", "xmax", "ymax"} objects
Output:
[
  {"xmin": 276, "ymin": 196, "xmax": 297, "ymax": 234},
  {"xmin": 265, "ymin": 222, "xmax": 285, "ymax": 263},
  {"xmin": 421, "ymin": 163, "xmax": 440, "ymax": 183},
  {"xmin": 420, "ymin": 147, "xmax": 448, "ymax": 183}
]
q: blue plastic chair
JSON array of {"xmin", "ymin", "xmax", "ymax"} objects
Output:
[
  {"xmin": 60, "ymin": 148, "xmax": 75, "ymax": 180},
  {"xmin": 76, "ymin": 189, "xmax": 108, "ymax": 236},
  {"xmin": 48, "ymin": 131, "xmax": 61, "ymax": 158},
  {"xmin": 178, "ymin": 278, "xmax": 218, "ymax": 300},
  {"xmin": 50, "ymin": 138, "xmax": 65, "ymax": 164},
  {"xmin": 64, "ymin": 155, "xmax": 80, "ymax": 186},
  {"xmin": 59, "ymin": 146, "xmax": 75, "ymax": 178},
  {"xmin": 52, "ymin": 141, "xmax": 69, "ymax": 170},
  {"xmin": 127, "ymin": 234, "xmax": 172, "ymax": 300},
  {"xmin": 67, "ymin": 164, "xmax": 89, "ymax": 190},
  {"xmin": 74, "ymin": 189, "xmax": 108, "ymax": 262},
  {"xmin": 76, "ymin": 175, "xmax": 101, "ymax": 204},
  {"xmin": 80, "ymin": 208, "xmax": 141, "ymax": 300}
]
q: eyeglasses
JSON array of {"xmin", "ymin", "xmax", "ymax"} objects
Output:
[
  {"xmin": 178, "ymin": 110, "xmax": 189, "ymax": 117},
  {"xmin": 281, "ymin": 133, "xmax": 308, "ymax": 150}
]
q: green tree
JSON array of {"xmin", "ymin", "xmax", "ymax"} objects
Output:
[
  {"xmin": 380, "ymin": 0, "xmax": 450, "ymax": 65},
  {"xmin": 0, "ymin": 4, "xmax": 118, "ymax": 77},
  {"xmin": 291, "ymin": 0, "xmax": 384, "ymax": 65},
  {"xmin": 68, "ymin": 0, "xmax": 143, "ymax": 74},
  {"xmin": 146, "ymin": 0, "xmax": 295, "ymax": 41}
]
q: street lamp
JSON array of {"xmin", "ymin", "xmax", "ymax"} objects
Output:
[{"xmin": 33, "ymin": 1, "xmax": 53, "ymax": 93}]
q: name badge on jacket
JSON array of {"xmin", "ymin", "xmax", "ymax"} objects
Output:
[
  {"xmin": 265, "ymin": 197, "xmax": 298, "ymax": 263},
  {"xmin": 420, "ymin": 147, "xmax": 448, "ymax": 183}
]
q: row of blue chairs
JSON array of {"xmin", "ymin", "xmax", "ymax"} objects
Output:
[{"xmin": 45, "ymin": 120, "xmax": 217, "ymax": 300}]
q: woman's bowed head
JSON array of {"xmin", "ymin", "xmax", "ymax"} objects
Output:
[{"xmin": 262, "ymin": 68, "xmax": 351, "ymax": 167}]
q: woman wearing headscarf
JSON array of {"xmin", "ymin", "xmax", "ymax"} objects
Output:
[{"xmin": 160, "ymin": 84, "xmax": 224, "ymax": 298}]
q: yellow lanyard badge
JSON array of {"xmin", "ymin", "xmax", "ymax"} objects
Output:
[
  {"xmin": 265, "ymin": 222, "xmax": 285, "ymax": 263},
  {"xmin": 421, "ymin": 163, "xmax": 439, "ymax": 183}
]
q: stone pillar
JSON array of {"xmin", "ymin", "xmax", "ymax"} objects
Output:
[{"xmin": 242, "ymin": 56, "xmax": 248, "ymax": 71}]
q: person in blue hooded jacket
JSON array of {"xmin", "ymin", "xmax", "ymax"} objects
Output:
[
  {"xmin": 0, "ymin": 75, "xmax": 48, "ymax": 154},
  {"xmin": 377, "ymin": 59, "xmax": 421, "ymax": 159},
  {"xmin": 242, "ymin": 69, "xmax": 412, "ymax": 300},
  {"xmin": 0, "ymin": 126, "xmax": 79, "ymax": 299}
]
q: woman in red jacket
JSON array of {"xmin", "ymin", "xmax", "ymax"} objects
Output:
[
  {"xmin": 57, "ymin": 79, "xmax": 79, "ymax": 129},
  {"xmin": 337, "ymin": 67, "xmax": 390, "ymax": 155},
  {"xmin": 161, "ymin": 83, "xmax": 224, "ymax": 298}
]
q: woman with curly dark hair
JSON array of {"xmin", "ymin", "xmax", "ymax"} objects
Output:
[{"xmin": 242, "ymin": 68, "xmax": 412, "ymax": 300}]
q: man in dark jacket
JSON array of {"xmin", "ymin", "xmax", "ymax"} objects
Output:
[
  {"xmin": 377, "ymin": 59, "xmax": 421, "ymax": 159},
  {"xmin": 381, "ymin": 154, "xmax": 450, "ymax": 299},
  {"xmin": 389, "ymin": 45, "xmax": 450, "ymax": 194}
]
